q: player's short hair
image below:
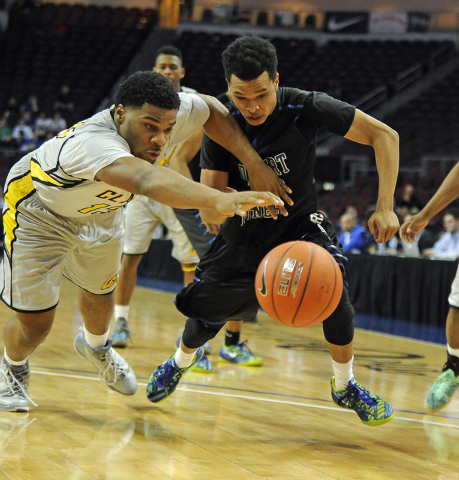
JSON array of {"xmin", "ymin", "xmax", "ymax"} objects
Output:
[
  {"xmin": 222, "ymin": 36, "xmax": 278, "ymax": 82},
  {"xmin": 155, "ymin": 45, "xmax": 183, "ymax": 63},
  {"xmin": 115, "ymin": 71, "xmax": 180, "ymax": 110}
]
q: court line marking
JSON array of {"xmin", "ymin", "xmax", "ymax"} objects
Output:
[{"xmin": 32, "ymin": 370, "xmax": 459, "ymax": 429}]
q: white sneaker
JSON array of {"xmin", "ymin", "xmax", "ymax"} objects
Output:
[
  {"xmin": 74, "ymin": 333, "xmax": 137, "ymax": 395},
  {"xmin": 0, "ymin": 359, "xmax": 36, "ymax": 412}
]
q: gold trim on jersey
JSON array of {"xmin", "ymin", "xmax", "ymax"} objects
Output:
[
  {"xmin": 30, "ymin": 159, "xmax": 64, "ymax": 187},
  {"xmin": 102, "ymin": 274, "xmax": 119, "ymax": 290},
  {"xmin": 3, "ymin": 173, "xmax": 35, "ymax": 254},
  {"xmin": 159, "ymin": 146, "xmax": 176, "ymax": 166}
]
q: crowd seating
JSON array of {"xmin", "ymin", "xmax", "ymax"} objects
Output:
[
  {"xmin": 1, "ymin": 3, "xmax": 458, "ymax": 227},
  {"xmin": 0, "ymin": 2, "xmax": 158, "ymax": 123}
]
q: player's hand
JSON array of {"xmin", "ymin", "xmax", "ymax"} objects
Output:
[
  {"xmin": 215, "ymin": 191, "xmax": 284, "ymax": 218},
  {"xmin": 367, "ymin": 209, "xmax": 399, "ymax": 243},
  {"xmin": 246, "ymin": 163, "xmax": 293, "ymax": 219},
  {"xmin": 400, "ymin": 214, "xmax": 429, "ymax": 243},
  {"xmin": 203, "ymin": 220, "xmax": 221, "ymax": 235}
]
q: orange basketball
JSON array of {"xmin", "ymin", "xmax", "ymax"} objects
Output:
[{"xmin": 255, "ymin": 241, "xmax": 343, "ymax": 327}]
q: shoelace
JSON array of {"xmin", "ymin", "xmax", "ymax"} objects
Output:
[
  {"xmin": 96, "ymin": 350, "xmax": 127, "ymax": 386},
  {"xmin": 155, "ymin": 362, "xmax": 180, "ymax": 388},
  {"xmin": 238, "ymin": 341, "xmax": 252, "ymax": 354},
  {"xmin": 343, "ymin": 383, "xmax": 377, "ymax": 408},
  {"xmin": 2, "ymin": 366, "xmax": 38, "ymax": 407}
]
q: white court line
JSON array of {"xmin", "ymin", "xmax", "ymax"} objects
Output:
[{"xmin": 32, "ymin": 370, "xmax": 459, "ymax": 429}]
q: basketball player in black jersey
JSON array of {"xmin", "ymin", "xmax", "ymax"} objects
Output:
[{"xmin": 147, "ymin": 36, "xmax": 400, "ymax": 426}]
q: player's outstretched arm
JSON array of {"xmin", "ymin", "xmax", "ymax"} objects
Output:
[
  {"xmin": 400, "ymin": 162, "xmax": 459, "ymax": 243},
  {"xmin": 96, "ymin": 156, "xmax": 283, "ymax": 217},
  {"xmin": 345, "ymin": 109, "xmax": 399, "ymax": 243},
  {"xmin": 197, "ymin": 93, "xmax": 293, "ymax": 218}
]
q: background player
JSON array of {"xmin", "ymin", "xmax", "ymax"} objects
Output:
[{"xmin": 400, "ymin": 162, "xmax": 459, "ymax": 412}]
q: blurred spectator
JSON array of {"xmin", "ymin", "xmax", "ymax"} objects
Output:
[
  {"xmin": 396, "ymin": 183, "xmax": 423, "ymax": 218},
  {"xmin": 49, "ymin": 112, "xmax": 66, "ymax": 135},
  {"xmin": 0, "ymin": 118, "xmax": 12, "ymax": 141},
  {"xmin": 19, "ymin": 129, "xmax": 47, "ymax": 152},
  {"xmin": 3, "ymin": 96, "xmax": 20, "ymax": 124},
  {"xmin": 338, "ymin": 212, "xmax": 368, "ymax": 254},
  {"xmin": 53, "ymin": 84, "xmax": 74, "ymax": 114},
  {"xmin": 424, "ymin": 208, "xmax": 459, "ymax": 260},
  {"xmin": 11, "ymin": 118, "xmax": 34, "ymax": 143},
  {"xmin": 35, "ymin": 111, "xmax": 53, "ymax": 134},
  {"xmin": 21, "ymin": 111, "xmax": 35, "ymax": 128},
  {"xmin": 20, "ymin": 94, "xmax": 39, "ymax": 117}
]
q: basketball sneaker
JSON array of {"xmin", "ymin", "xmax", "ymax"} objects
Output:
[
  {"xmin": 175, "ymin": 335, "xmax": 213, "ymax": 373},
  {"xmin": 146, "ymin": 347, "xmax": 204, "ymax": 403},
  {"xmin": 219, "ymin": 341, "xmax": 263, "ymax": 366},
  {"xmin": 0, "ymin": 359, "xmax": 36, "ymax": 412},
  {"xmin": 425, "ymin": 369, "xmax": 459, "ymax": 412},
  {"xmin": 74, "ymin": 333, "xmax": 137, "ymax": 395},
  {"xmin": 331, "ymin": 377, "xmax": 394, "ymax": 426},
  {"xmin": 111, "ymin": 317, "xmax": 131, "ymax": 348}
]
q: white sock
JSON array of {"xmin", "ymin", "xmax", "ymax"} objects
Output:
[
  {"xmin": 3, "ymin": 348, "xmax": 28, "ymax": 368},
  {"xmin": 174, "ymin": 347, "xmax": 197, "ymax": 369},
  {"xmin": 447, "ymin": 344, "xmax": 459, "ymax": 358},
  {"xmin": 114, "ymin": 305, "xmax": 129, "ymax": 321},
  {"xmin": 332, "ymin": 356, "xmax": 354, "ymax": 390},
  {"xmin": 83, "ymin": 326, "xmax": 109, "ymax": 350}
]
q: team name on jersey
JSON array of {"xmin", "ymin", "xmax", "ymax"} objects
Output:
[
  {"xmin": 238, "ymin": 152, "xmax": 288, "ymax": 225},
  {"xmin": 237, "ymin": 152, "xmax": 290, "ymax": 183}
]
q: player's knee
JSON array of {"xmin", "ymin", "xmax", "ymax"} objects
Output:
[
  {"xmin": 182, "ymin": 317, "xmax": 225, "ymax": 348},
  {"xmin": 322, "ymin": 287, "xmax": 354, "ymax": 346}
]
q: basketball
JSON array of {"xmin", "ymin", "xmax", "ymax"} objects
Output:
[{"xmin": 255, "ymin": 241, "xmax": 343, "ymax": 327}]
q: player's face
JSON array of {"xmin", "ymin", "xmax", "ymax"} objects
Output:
[
  {"xmin": 153, "ymin": 54, "xmax": 184, "ymax": 91},
  {"xmin": 115, "ymin": 103, "xmax": 177, "ymax": 163},
  {"xmin": 228, "ymin": 71, "xmax": 279, "ymax": 126}
]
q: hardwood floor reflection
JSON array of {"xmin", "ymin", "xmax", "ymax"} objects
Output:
[{"xmin": 0, "ymin": 278, "xmax": 457, "ymax": 480}]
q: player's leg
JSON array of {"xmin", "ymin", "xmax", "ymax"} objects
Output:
[
  {"xmin": 219, "ymin": 320, "xmax": 263, "ymax": 366},
  {"xmin": 112, "ymin": 197, "xmax": 161, "ymax": 347},
  {"xmin": 0, "ymin": 310, "xmax": 55, "ymax": 412},
  {"xmin": 146, "ymin": 266, "xmax": 259, "ymax": 402},
  {"xmin": 164, "ymin": 206, "xmax": 215, "ymax": 371},
  {"xmin": 324, "ymin": 288, "xmax": 394, "ymax": 426},
  {"xmin": 74, "ymin": 288, "xmax": 137, "ymax": 395},
  {"xmin": 425, "ymin": 264, "xmax": 459, "ymax": 412},
  {"xmin": 0, "ymin": 193, "xmax": 67, "ymax": 412},
  {"xmin": 308, "ymin": 212, "xmax": 394, "ymax": 426},
  {"xmin": 112, "ymin": 253, "xmax": 143, "ymax": 347},
  {"xmin": 67, "ymin": 213, "xmax": 137, "ymax": 395}
]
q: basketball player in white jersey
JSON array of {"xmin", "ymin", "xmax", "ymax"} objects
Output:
[{"xmin": 0, "ymin": 70, "xmax": 287, "ymax": 412}]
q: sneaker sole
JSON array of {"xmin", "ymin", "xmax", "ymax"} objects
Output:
[
  {"xmin": 218, "ymin": 357, "xmax": 264, "ymax": 366},
  {"xmin": 111, "ymin": 339, "xmax": 128, "ymax": 348},
  {"xmin": 0, "ymin": 405, "xmax": 29, "ymax": 412},
  {"xmin": 425, "ymin": 396, "xmax": 455, "ymax": 413},
  {"xmin": 190, "ymin": 365, "xmax": 214, "ymax": 374}
]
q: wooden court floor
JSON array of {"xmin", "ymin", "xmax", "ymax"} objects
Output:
[{"xmin": 0, "ymin": 278, "xmax": 458, "ymax": 480}]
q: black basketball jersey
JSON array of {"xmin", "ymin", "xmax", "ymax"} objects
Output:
[{"xmin": 200, "ymin": 87, "xmax": 355, "ymax": 247}]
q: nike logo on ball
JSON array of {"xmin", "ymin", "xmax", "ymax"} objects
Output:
[{"xmin": 258, "ymin": 257, "xmax": 269, "ymax": 297}]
